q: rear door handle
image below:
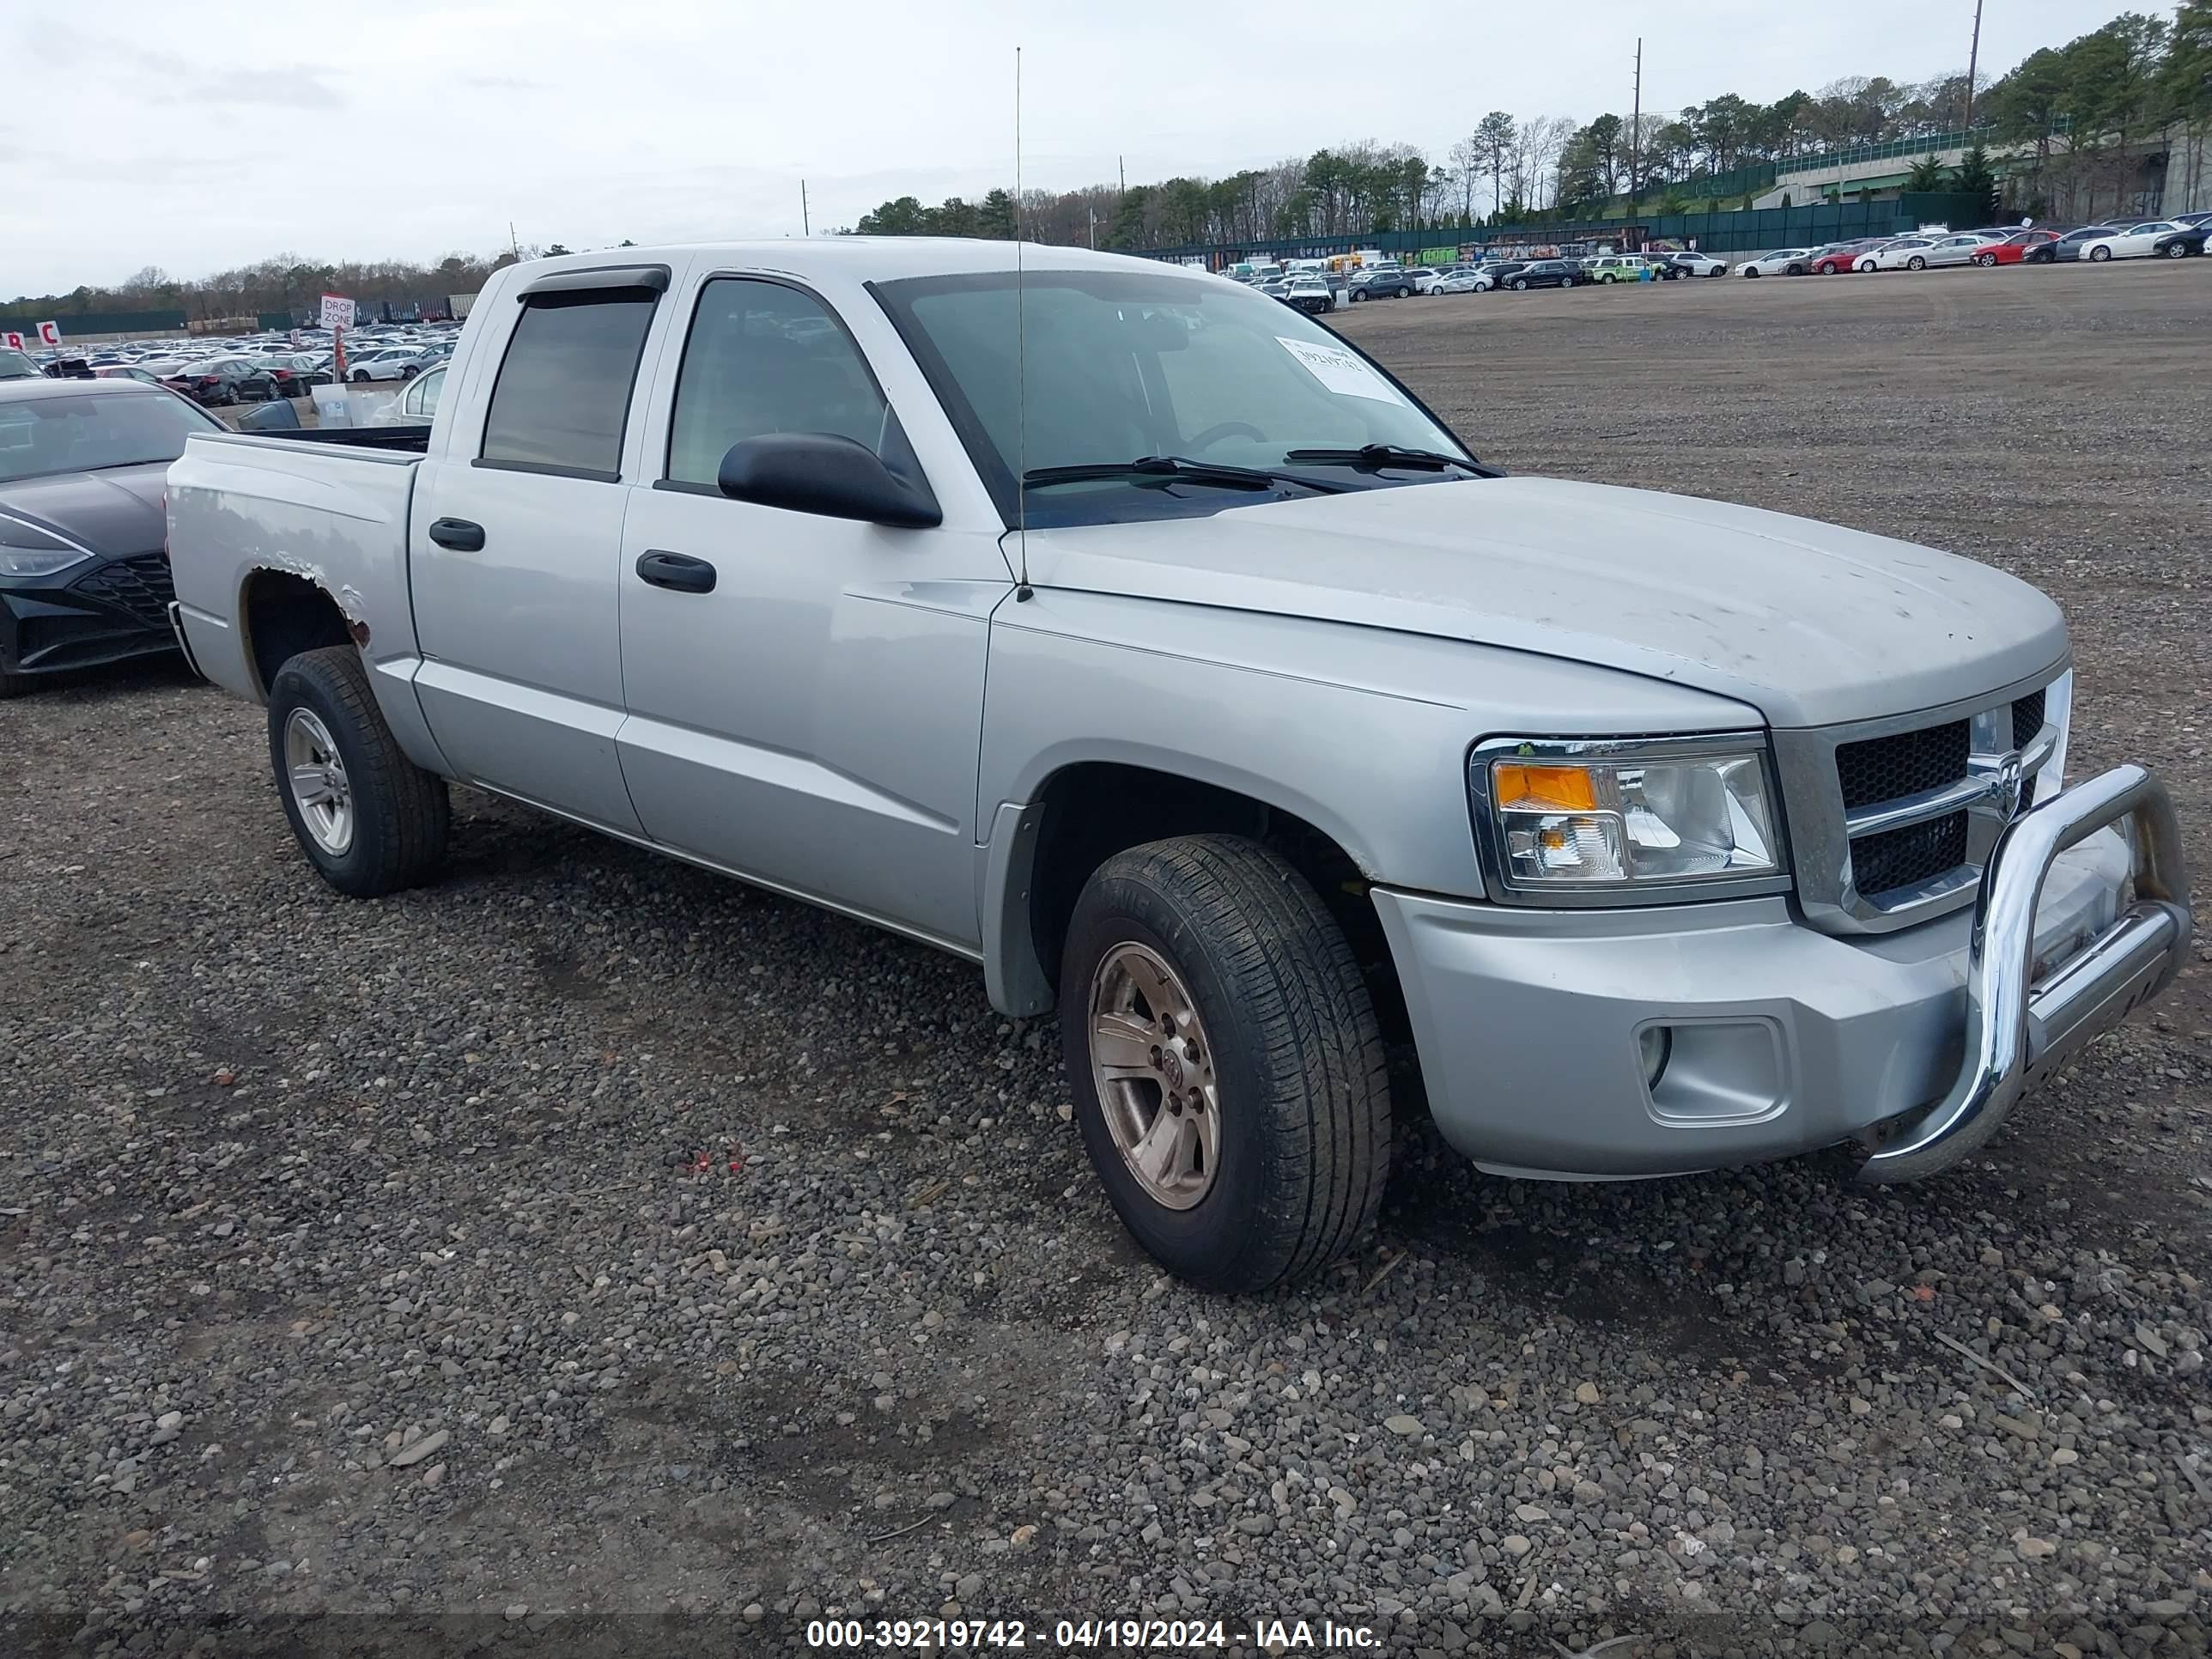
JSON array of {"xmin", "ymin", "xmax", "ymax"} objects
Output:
[
  {"xmin": 635, "ymin": 550, "xmax": 717, "ymax": 593},
  {"xmin": 428, "ymin": 517, "xmax": 485, "ymax": 552}
]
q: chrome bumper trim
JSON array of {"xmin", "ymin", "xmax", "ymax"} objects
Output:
[{"xmin": 1856, "ymin": 763, "xmax": 2192, "ymax": 1182}]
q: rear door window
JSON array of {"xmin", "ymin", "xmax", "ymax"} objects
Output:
[{"xmin": 479, "ymin": 289, "xmax": 659, "ymax": 480}]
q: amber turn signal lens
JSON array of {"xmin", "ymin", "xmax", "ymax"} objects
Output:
[{"xmin": 1492, "ymin": 763, "xmax": 1597, "ymax": 811}]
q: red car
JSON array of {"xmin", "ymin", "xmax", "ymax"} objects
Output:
[
  {"xmin": 1808, "ymin": 238, "xmax": 1888, "ymax": 275},
  {"xmin": 1968, "ymin": 228, "xmax": 2060, "ymax": 266}
]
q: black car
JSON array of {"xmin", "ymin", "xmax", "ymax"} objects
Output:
[
  {"xmin": 1502, "ymin": 259, "xmax": 1583, "ymax": 290},
  {"xmin": 0, "ymin": 380, "xmax": 224, "ymax": 695},
  {"xmin": 2150, "ymin": 226, "xmax": 2209, "ymax": 258},
  {"xmin": 2041, "ymin": 223, "xmax": 2136, "ymax": 263},
  {"xmin": 163, "ymin": 357, "xmax": 276, "ymax": 406},
  {"xmin": 1347, "ymin": 265, "xmax": 1416, "ymax": 301}
]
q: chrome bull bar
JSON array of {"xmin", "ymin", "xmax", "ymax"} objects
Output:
[{"xmin": 1857, "ymin": 763, "xmax": 2192, "ymax": 1183}]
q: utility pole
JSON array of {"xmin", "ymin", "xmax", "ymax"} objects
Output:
[
  {"xmin": 509, "ymin": 222, "xmax": 520, "ymax": 260},
  {"xmin": 800, "ymin": 179, "xmax": 811, "ymax": 236},
  {"xmin": 1629, "ymin": 38, "xmax": 1643, "ymax": 213},
  {"xmin": 1119, "ymin": 155, "xmax": 1126, "ymax": 195},
  {"xmin": 1963, "ymin": 0, "xmax": 1984, "ymax": 131}
]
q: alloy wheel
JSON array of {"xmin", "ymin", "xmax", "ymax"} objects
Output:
[{"xmin": 1087, "ymin": 942, "xmax": 1221, "ymax": 1210}]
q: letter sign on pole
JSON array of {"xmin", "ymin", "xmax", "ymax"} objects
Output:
[
  {"xmin": 36, "ymin": 320, "xmax": 61, "ymax": 347},
  {"xmin": 1, "ymin": 331, "xmax": 23, "ymax": 352}
]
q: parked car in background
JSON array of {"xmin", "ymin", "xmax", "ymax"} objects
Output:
[
  {"xmin": 347, "ymin": 348, "xmax": 432, "ymax": 383},
  {"xmin": 1913, "ymin": 233, "xmax": 1998, "ymax": 269},
  {"xmin": 1437, "ymin": 268, "xmax": 1495, "ymax": 293},
  {"xmin": 1856, "ymin": 238, "xmax": 1929, "ymax": 270},
  {"xmin": 165, "ymin": 358, "xmax": 276, "ymax": 406},
  {"xmin": 1581, "ymin": 255, "xmax": 1646, "ymax": 283},
  {"xmin": 2039, "ymin": 225, "xmax": 2127, "ymax": 263},
  {"xmin": 0, "ymin": 380, "xmax": 224, "ymax": 694},
  {"xmin": 1663, "ymin": 251, "xmax": 1729, "ymax": 277},
  {"xmin": 92, "ymin": 365, "xmax": 164, "ymax": 384},
  {"xmin": 1504, "ymin": 258, "xmax": 1583, "ymax": 289},
  {"xmin": 1738, "ymin": 248, "xmax": 1812, "ymax": 276},
  {"xmin": 1409, "ymin": 268, "xmax": 1443, "ymax": 295},
  {"xmin": 1972, "ymin": 228, "xmax": 2061, "ymax": 264},
  {"xmin": 1, "ymin": 348, "xmax": 40, "ymax": 380},
  {"xmin": 1279, "ymin": 274, "xmax": 1336, "ymax": 314},
  {"xmin": 1809, "ymin": 239, "xmax": 1887, "ymax": 274},
  {"xmin": 2150, "ymin": 225, "xmax": 2209, "ymax": 258},
  {"xmin": 2079, "ymin": 222, "xmax": 2187, "ymax": 261},
  {"xmin": 1347, "ymin": 264, "xmax": 1416, "ymax": 301}
]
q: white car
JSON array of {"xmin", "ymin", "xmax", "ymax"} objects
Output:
[
  {"xmin": 2076, "ymin": 222, "xmax": 2185, "ymax": 262},
  {"xmin": 1410, "ymin": 268, "xmax": 1443, "ymax": 295},
  {"xmin": 368, "ymin": 363, "xmax": 446, "ymax": 425},
  {"xmin": 1668, "ymin": 252, "xmax": 1729, "ymax": 277},
  {"xmin": 1437, "ymin": 269, "xmax": 1495, "ymax": 293},
  {"xmin": 1858, "ymin": 238, "xmax": 1937, "ymax": 271},
  {"xmin": 346, "ymin": 348, "xmax": 431, "ymax": 383},
  {"xmin": 1915, "ymin": 233, "xmax": 1999, "ymax": 269},
  {"xmin": 1738, "ymin": 249, "xmax": 1812, "ymax": 277}
]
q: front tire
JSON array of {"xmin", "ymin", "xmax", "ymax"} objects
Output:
[
  {"xmin": 351, "ymin": 368, "xmax": 372, "ymax": 382},
  {"xmin": 267, "ymin": 646, "xmax": 449, "ymax": 898},
  {"xmin": 1977, "ymin": 252, "xmax": 1997, "ymax": 266},
  {"xmin": 1059, "ymin": 836, "xmax": 1391, "ymax": 1293},
  {"xmin": 2089, "ymin": 245, "xmax": 2112, "ymax": 262},
  {"xmin": 1510, "ymin": 278, "xmax": 1528, "ymax": 290},
  {"xmin": 2166, "ymin": 241, "xmax": 2191, "ymax": 258}
]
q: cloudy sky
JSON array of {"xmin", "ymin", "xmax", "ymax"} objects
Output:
[{"xmin": 3, "ymin": 0, "xmax": 2128, "ymax": 296}]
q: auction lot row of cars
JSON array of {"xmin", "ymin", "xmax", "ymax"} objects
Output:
[
  {"xmin": 1739, "ymin": 212, "xmax": 2212, "ymax": 276},
  {"xmin": 0, "ymin": 320, "xmax": 460, "ymax": 406},
  {"xmin": 1237, "ymin": 210, "xmax": 2212, "ymax": 312}
]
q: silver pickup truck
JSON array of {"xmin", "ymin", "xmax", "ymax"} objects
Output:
[{"xmin": 166, "ymin": 241, "xmax": 2192, "ymax": 1292}]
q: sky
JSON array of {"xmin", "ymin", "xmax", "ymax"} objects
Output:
[{"xmin": 2, "ymin": 0, "xmax": 2139, "ymax": 297}]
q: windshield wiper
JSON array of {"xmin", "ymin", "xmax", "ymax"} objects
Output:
[
  {"xmin": 1279, "ymin": 443, "xmax": 1489, "ymax": 475},
  {"xmin": 1023, "ymin": 455, "xmax": 1347, "ymax": 494}
]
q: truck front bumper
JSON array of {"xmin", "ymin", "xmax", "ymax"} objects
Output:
[{"xmin": 1373, "ymin": 765, "xmax": 2192, "ymax": 1181}]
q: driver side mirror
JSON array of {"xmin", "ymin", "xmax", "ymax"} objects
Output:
[{"xmin": 717, "ymin": 433, "xmax": 941, "ymax": 528}]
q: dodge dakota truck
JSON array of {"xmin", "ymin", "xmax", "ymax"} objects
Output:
[{"xmin": 165, "ymin": 241, "xmax": 2192, "ymax": 1292}]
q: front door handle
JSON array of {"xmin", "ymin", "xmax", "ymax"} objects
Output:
[
  {"xmin": 635, "ymin": 550, "xmax": 717, "ymax": 594},
  {"xmin": 428, "ymin": 517, "xmax": 485, "ymax": 552}
]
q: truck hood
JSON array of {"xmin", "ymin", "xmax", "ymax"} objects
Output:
[{"xmin": 1020, "ymin": 476, "xmax": 2067, "ymax": 728}]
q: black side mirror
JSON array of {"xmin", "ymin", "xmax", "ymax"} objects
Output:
[
  {"xmin": 718, "ymin": 433, "xmax": 940, "ymax": 528},
  {"xmin": 240, "ymin": 398, "xmax": 302, "ymax": 432}
]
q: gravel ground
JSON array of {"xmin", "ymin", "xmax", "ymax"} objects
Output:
[{"xmin": 3, "ymin": 259, "xmax": 2209, "ymax": 1659}]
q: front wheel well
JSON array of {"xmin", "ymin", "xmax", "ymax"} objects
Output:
[
  {"xmin": 1022, "ymin": 763, "xmax": 1407, "ymax": 1038},
  {"xmin": 241, "ymin": 569, "xmax": 357, "ymax": 696}
]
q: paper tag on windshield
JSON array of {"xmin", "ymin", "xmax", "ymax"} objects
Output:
[{"xmin": 1276, "ymin": 336, "xmax": 1405, "ymax": 404}]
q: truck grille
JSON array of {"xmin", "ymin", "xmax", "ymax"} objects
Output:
[
  {"xmin": 70, "ymin": 553, "xmax": 175, "ymax": 631},
  {"xmin": 1850, "ymin": 811, "xmax": 1970, "ymax": 896},
  {"xmin": 1776, "ymin": 674, "xmax": 2067, "ymax": 933},
  {"xmin": 1836, "ymin": 720, "xmax": 1969, "ymax": 811}
]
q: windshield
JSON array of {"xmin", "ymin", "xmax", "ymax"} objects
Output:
[
  {"xmin": 0, "ymin": 348, "xmax": 41, "ymax": 380},
  {"xmin": 0, "ymin": 390, "xmax": 222, "ymax": 483},
  {"xmin": 875, "ymin": 268, "xmax": 1474, "ymax": 527}
]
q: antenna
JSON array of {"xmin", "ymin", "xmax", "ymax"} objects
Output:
[{"xmin": 1013, "ymin": 45, "xmax": 1031, "ymax": 600}]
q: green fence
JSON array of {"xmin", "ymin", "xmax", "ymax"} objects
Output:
[{"xmin": 0, "ymin": 307, "xmax": 187, "ymax": 335}]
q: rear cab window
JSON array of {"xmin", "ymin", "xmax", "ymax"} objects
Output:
[{"xmin": 477, "ymin": 281, "xmax": 662, "ymax": 481}]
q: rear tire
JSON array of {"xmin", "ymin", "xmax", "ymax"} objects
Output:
[
  {"xmin": 1907, "ymin": 256, "xmax": 1927, "ymax": 270},
  {"xmin": 1059, "ymin": 835, "xmax": 1391, "ymax": 1293},
  {"xmin": 267, "ymin": 646, "xmax": 449, "ymax": 898}
]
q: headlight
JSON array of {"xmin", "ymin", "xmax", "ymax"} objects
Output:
[
  {"xmin": 1471, "ymin": 734, "xmax": 1787, "ymax": 902},
  {"xmin": 0, "ymin": 523, "xmax": 94, "ymax": 577}
]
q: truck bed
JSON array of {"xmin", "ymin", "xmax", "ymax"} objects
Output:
[{"xmin": 167, "ymin": 428, "xmax": 426, "ymax": 707}]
